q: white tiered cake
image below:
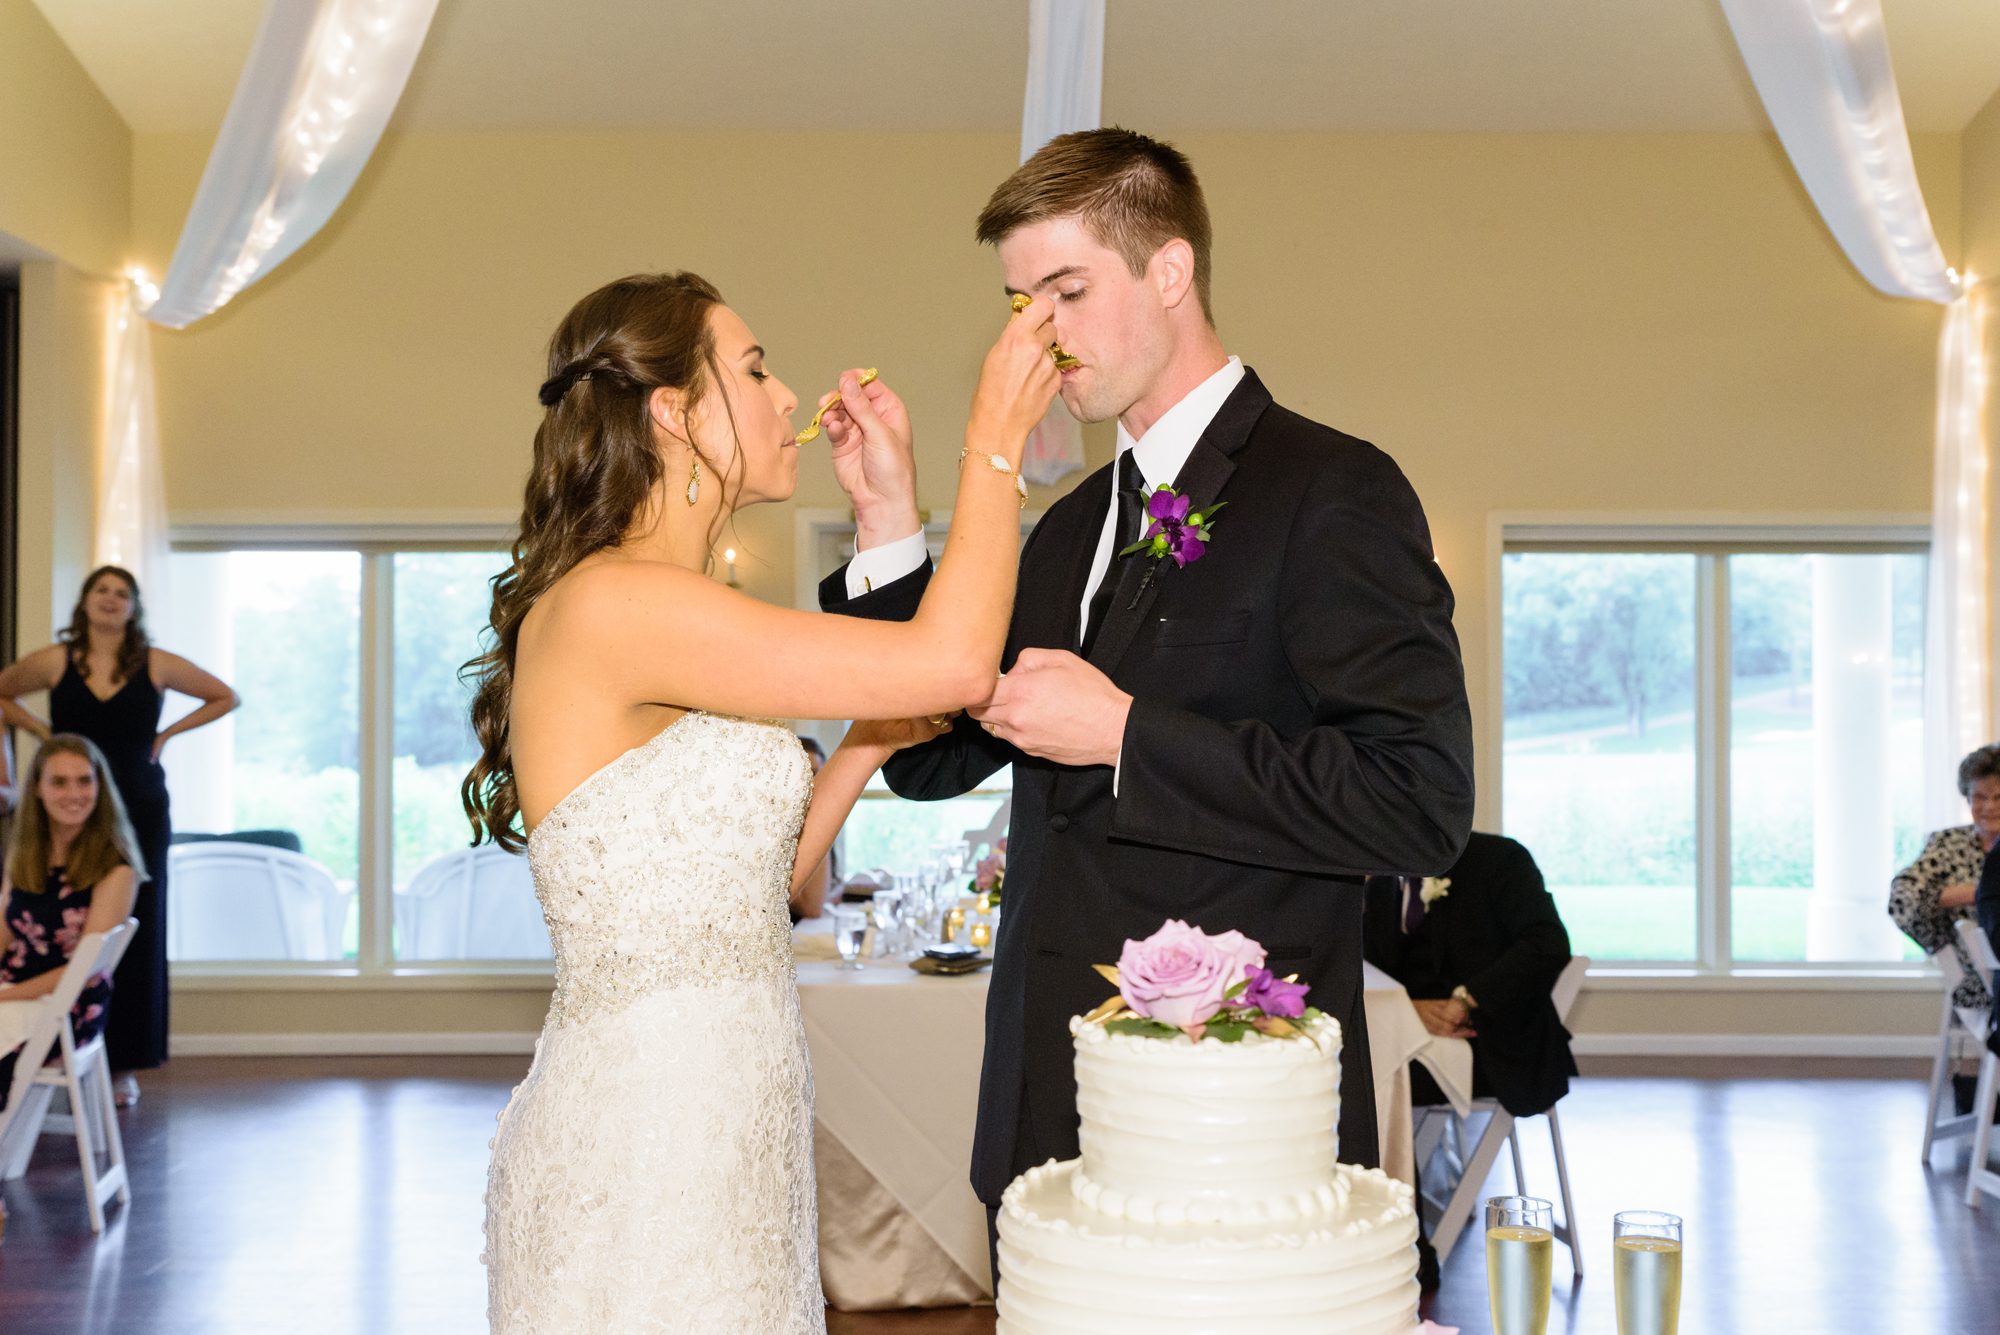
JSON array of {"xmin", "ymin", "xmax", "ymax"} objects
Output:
[{"xmin": 995, "ymin": 1012, "xmax": 1421, "ymax": 1334}]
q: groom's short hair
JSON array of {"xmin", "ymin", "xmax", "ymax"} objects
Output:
[{"xmin": 976, "ymin": 128, "xmax": 1213, "ymax": 323}]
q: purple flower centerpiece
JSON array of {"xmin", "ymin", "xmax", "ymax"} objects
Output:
[{"xmin": 1087, "ymin": 919, "xmax": 1322, "ymax": 1043}]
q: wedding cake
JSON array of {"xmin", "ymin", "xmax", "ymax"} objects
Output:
[{"xmin": 994, "ymin": 922, "xmax": 1421, "ymax": 1334}]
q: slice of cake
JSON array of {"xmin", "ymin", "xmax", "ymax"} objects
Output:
[{"xmin": 994, "ymin": 921, "xmax": 1420, "ymax": 1334}]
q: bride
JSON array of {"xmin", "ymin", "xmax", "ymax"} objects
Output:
[{"xmin": 465, "ymin": 271, "xmax": 1059, "ymax": 1332}]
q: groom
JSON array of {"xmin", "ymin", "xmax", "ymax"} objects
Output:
[{"xmin": 822, "ymin": 128, "xmax": 1474, "ymax": 1257}]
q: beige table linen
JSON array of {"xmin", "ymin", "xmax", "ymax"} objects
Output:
[
  {"xmin": 794, "ymin": 941, "xmax": 1466, "ymax": 1308},
  {"xmin": 1360, "ymin": 961, "xmax": 1474, "ymax": 1187},
  {"xmin": 796, "ymin": 958, "xmax": 995, "ymax": 1309}
]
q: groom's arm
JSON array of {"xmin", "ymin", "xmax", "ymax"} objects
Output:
[
  {"xmin": 820, "ymin": 557, "xmax": 1019, "ymax": 800},
  {"xmin": 1112, "ymin": 447, "xmax": 1474, "ymax": 877}
]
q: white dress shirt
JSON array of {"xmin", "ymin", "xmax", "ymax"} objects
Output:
[{"xmin": 845, "ymin": 526, "xmax": 929, "ymax": 599}]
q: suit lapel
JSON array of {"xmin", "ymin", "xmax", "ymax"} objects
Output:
[{"xmin": 1084, "ymin": 371, "xmax": 1273, "ymax": 677}]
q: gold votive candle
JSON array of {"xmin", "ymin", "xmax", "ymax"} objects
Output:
[{"xmin": 970, "ymin": 922, "xmax": 992, "ymax": 950}]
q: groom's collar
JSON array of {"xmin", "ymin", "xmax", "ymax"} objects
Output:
[{"xmin": 1116, "ymin": 356, "xmax": 1245, "ymax": 489}]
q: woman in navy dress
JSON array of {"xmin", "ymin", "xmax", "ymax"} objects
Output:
[
  {"xmin": 0, "ymin": 735, "xmax": 141, "ymax": 1104},
  {"xmin": 0, "ymin": 566, "xmax": 237, "ymax": 1099}
]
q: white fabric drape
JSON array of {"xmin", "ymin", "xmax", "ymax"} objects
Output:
[
  {"xmin": 145, "ymin": 0, "xmax": 440, "ymax": 329},
  {"xmin": 97, "ymin": 283, "xmax": 173, "ymax": 618},
  {"xmin": 1016, "ymin": 0, "xmax": 1104, "ymax": 487},
  {"xmin": 1718, "ymin": 0, "xmax": 1957, "ymax": 302},
  {"xmin": 1924, "ymin": 291, "xmax": 1992, "ymax": 829},
  {"xmin": 1720, "ymin": 0, "xmax": 1989, "ymax": 826}
]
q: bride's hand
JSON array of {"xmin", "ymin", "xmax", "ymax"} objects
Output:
[
  {"xmin": 820, "ymin": 371, "xmax": 917, "ymax": 540},
  {"xmin": 844, "ymin": 713, "xmax": 955, "ymax": 753},
  {"xmin": 969, "ymin": 296, "xmax": 1063, "ymax": 460}
]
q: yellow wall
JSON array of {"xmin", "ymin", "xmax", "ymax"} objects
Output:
[
  {"xmin": 16, "ymin": 261, "xmax": 113, "ymax": 657},
  {"xmin": 130, "ymin": 126, "xmax": 1960, "ymax": 1044},
  {"xmin": 1961, "ymin": 86, "xmax": 2000, "ymax": 285},
  {"xmin": 0, "ymin": 0, "xmax": 129, "ymax": 274}
]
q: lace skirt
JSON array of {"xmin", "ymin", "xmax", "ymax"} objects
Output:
[{"xmin": 484, "ymin": 974, "xmax": 824, "ymax": 1333}]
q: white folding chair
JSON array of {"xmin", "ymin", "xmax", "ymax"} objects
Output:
[
  {"xmin": 963, "ymin": 796, "xmax": 1012, "ymax": 855},
  {"xmin": 0, "ymin": 917, "xmax": 138, "ymax": 1232},
  {"xmin": 1922, "ymin": 939, "xmax": 1990, "ymax": 1164},
  {"xmin": 1420, "ymin": 955, "xmax": 1590, "ymax": 1278},
  {"xmin": 394, "ymin": 845, "xmax": 550, "ymax": 960},
  {"xmin": 1952, "ymin": 920, "xmax": 2000, "ymax": 1207},
  {"xmin": 167, "ymin": 842, "xmax": 349, "ymax": 960}
]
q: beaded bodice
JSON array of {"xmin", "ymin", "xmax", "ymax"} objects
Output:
[{"xmin": 526, "ymin": 711, "xmax": 812, "ymax": 1030}]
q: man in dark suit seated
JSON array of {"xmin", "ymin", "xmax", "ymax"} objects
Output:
[{"xmin": 1363, "ymin": 831, "xmax": 1578, "ymax": 1118}]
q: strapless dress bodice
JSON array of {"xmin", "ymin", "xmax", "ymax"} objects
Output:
[{"xmin": 526, "ymin": 711, "xmax": 813, "ymax": 1029}]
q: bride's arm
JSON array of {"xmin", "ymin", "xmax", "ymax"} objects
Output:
[
  {"xmin": 538, "ymin": 300, "xmax": 1062, "ymax": 723},
  {"xmin": 788, "ymin": 718, "xmax": 947, "ymax": 896}
]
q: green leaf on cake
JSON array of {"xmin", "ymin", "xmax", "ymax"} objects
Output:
[
  {"xmin": 1222, "ymin": 977, "xmax": 1249, "ymax": 1001},
  {"xmin": 1204, "ymin": 1020, "xmax": 1253, "ymax": 1043},
  {"xmin": 1104, "ymin": 1018, "xmax": 1182, "ymax": 1040},
  {"xmin": 1300, "ymin": 1006, "xmax": 1323, "ymax": 1021}
]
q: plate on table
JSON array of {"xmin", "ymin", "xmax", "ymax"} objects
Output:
[{"xmin": 912, "ymin": 947, "xmax": 990, "ymax": 976}]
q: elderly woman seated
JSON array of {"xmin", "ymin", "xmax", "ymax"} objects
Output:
[{"xmin": 1889, "ymin": 743, "xmax": 2000, "ymax": 1014}]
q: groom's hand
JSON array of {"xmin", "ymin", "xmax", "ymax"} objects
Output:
[
  {"xmin": 820, "ymin": 369, "xmax": 920, "ymax": 549},
  {"xmin": 969, "ymin": 649, "xmax": 1131, "ymax": 768}
]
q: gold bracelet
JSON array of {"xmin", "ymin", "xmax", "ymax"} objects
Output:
[{"xmin": 960, "ymin": 447, "xmax": 1028, "ymax": 507}]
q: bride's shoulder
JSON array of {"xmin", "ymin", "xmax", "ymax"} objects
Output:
[{"xmin": 540, "ymin": 555, "xmax": 712, "ymax": 611}]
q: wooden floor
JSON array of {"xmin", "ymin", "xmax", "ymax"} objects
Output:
[{"xmin": 2, "ymin": 1056, "xmax": 1997, "ymax": 1333}]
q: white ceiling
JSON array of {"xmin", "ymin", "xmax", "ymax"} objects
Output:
[{"xmin": 32, "ymin": 0, "xmax": 2000, "ymax": 137}]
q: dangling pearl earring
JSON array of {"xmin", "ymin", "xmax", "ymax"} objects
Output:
[{"xmin": 686, "ymin": 458, "xmax": 701, "ymax": 506}]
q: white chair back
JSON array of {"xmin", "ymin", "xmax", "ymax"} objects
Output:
[
  {"xmin": 0, "ymin": 919, "xmax": 132, "ymax": 1139},
  {"xmin": 1958, "ymin": 918, "xmax": 2000, "ymax": 978},
  {"xmin": 168, "ymin": 843, "xmax": 349, "ymax": 960},
  {"xmin": 394, "ymin": 846, "xmax": 550, "ymax": 960},
  {"xmin": 962, "ymin": 796, "xmax": 1012, "ymax": 854},
  {"xmin": 1551, "ymin": 955, "xmax": 1591, "ymax": 1023}
]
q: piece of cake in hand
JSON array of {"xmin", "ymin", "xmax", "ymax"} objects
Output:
[{"xmin": 995, "ymin": 920, "xmax": 1422, "ymax": 1335}]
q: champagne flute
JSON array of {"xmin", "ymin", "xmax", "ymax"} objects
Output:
[
  {"xmin": 1485, "ymin": 1195, "xmax": 1554, "ymax": 1335},
  {"xmin": 1613, "ymin": 1211, "xmax": 1682, "ymax": 1335},
  {"xmin": 831, "ymin": 904, "xmax": 868, "ymax": 971}
]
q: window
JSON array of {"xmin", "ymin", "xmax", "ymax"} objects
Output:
[
  {"xmin": 1501, "ymin": 534, "xmax": 1928, "ymax": 971},
  {"xmin": 165, "ymin": 540, "xmax": 529, "ymax": 972}
]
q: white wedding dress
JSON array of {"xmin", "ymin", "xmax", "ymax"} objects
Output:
[{"xmin": 484, "ymin": 711, "xmax": 826, "ymax": 1333}]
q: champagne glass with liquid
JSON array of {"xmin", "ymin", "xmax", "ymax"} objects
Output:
[
  {"xmin": 1613, "ymin": 1210, "xmax": 1682, "ymax": 1335},
  {"xmin": 1485, "ymin": 1195, "xmax": 1554, "ymax": 1335}
]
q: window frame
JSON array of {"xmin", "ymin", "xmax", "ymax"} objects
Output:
[
  {"xmin": 1488, "ymin": 512, "xmax": 1939, "ymax": 984},
  {"xmin": 167, "ymin": 518, "xmax": 544, "ymax": 985}
]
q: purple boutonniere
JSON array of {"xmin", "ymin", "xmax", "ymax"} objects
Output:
[{"xmin": 1117, "ymin": 485, "xmax": 1226, "ymax": 608}]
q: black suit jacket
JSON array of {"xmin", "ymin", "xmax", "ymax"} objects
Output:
[
  {"xmin": 821, "ymin": 370, "xmax": 1475, "ymax": 1204},
  {"xmin": 1362, "ymin": 832, "xmax": 1577, "ymax": 1117}
]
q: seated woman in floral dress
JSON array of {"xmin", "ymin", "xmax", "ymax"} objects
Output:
[
  {"xmin": 0, "ymin": 735, "xmax": 142, "ymax": 1106},
  {"xmin": 1889, "ymin": 743, "xmax": 2000, "ymax": 1014}
]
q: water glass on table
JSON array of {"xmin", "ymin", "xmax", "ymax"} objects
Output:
[
  {"xmin": 1613, "ymin": 1210, "xmax": 1682, "ymax": 1335},
  {"xmin": 830, "ymin": 904, "xmax": 868, "ymax": 970},
  {"xmin": 1485, "ymin": 1195, "xmax": 1554, "ymax": 1335}
]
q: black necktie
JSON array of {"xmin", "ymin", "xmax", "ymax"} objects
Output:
[{"xmin": 1081, "ymin": 451, "xmax": 1147, "ymax": 659}]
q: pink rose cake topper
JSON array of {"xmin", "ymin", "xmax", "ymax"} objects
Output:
[{"xmin": 1090, "ymin": 918, "xmax": 1320, "ymax": 1043}]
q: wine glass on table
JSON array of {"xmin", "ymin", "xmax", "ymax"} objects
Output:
[
  {"xmin": 1614, "ymin": 1211, "xmax": 1682, "ymax": 1335},
  {"xmin": 1485, "ymin": 1195, "xmax": 1554, "ymax": 1335}
]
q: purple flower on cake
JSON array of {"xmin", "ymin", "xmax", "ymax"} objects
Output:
[
  {"xmin": 1238, "ymin": 967, "xmax": 1310, "ymax": 1019},
  {"xmin": 1116, "ymin": 920, "xmax": 1266, "ymax": 1032}
]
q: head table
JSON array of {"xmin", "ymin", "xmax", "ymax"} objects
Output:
[{"xmin": 792, "ymin": 920, "xmax": 1471, "ymax": 1311}]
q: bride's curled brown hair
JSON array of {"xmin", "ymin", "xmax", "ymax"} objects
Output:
[{"xmin": 462, "ymin": 272, "xmax": 726, "ymax": 850}]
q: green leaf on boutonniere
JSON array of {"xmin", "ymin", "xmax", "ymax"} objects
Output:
[{"xmin": 1104, "ymin": 1018, "xmax": 1182, "ymax": 1040}]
